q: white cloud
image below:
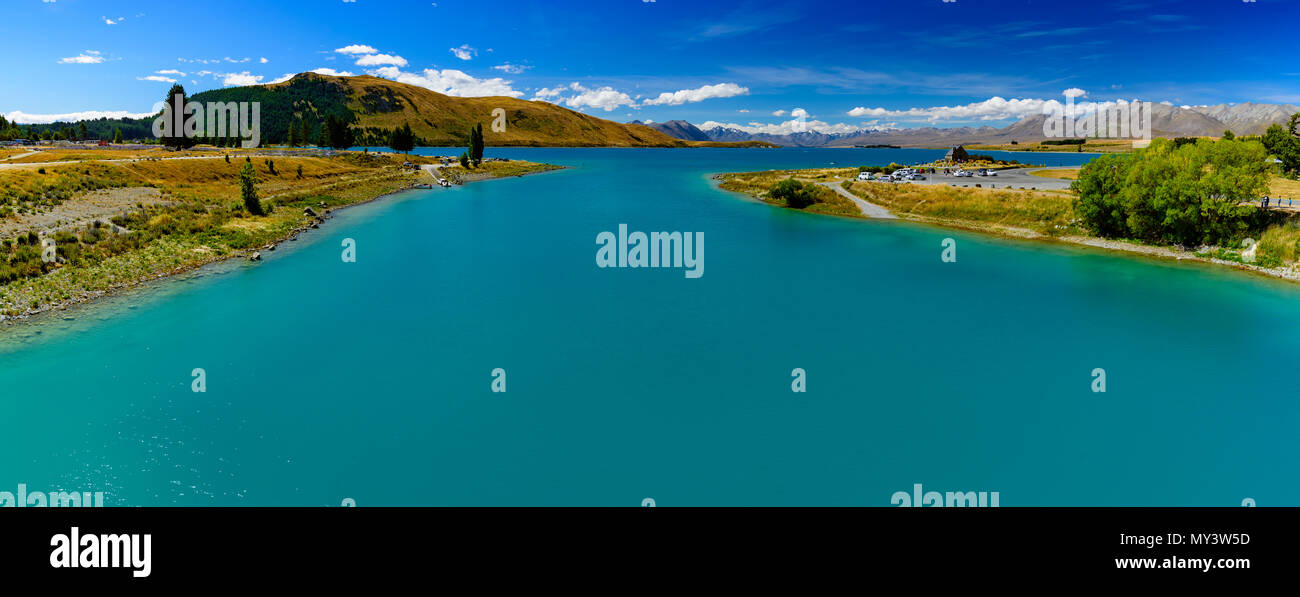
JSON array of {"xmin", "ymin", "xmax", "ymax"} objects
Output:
[
  {"xmin": 698, "ymin": 117, "xmax": 866, "ymax": 136},
  {"xmin": 260, "ymin": 57, "xmax": 269, "ymax": 64},
  {"xmin": 59, "ymin": 51, "xmax": 104, "ymax": 64},
  {"xmin": 642, "ymin": 82, "xmax": 748, "ymax": 106},
  {"xmin": 492, "ymin": 63, "xmax": 530, "ymax": 74},
  {"xmin": 367, "ymin": 66, "xmax": 520, "ymax": 97},
  {"xmin": 531, "ymin": 83, "xmax": 638, "ymax": 111},
  {"xmin": 137, "ymin": 75, "xmax": 177, "ymax": 83},
  {"xmin": 449, "ymin": 44, "xmax": 477, "ymax": 60},
  {"xmin": 559, "ymin": 83, "xmax": 635, "ymax": 111},
  {"xmin": 155, "ymin": 69, "xmax": 185, "ymax": 76},
  {"xmin": 790, "ymin": 107, "xmax": 809, "ymax": 119},
  {"xmin": 844, "ymin": 92, "xmax": 1157, "ymax": 124},
  {"xmin": 532, "ymin": 87, "xmax": 564, "ymax": 99},
  {"xmin": 222, "ymin": 72, "xmax": 263, "ymax": 86},
  {"xmin": 311, "ymin": 67, "xmax": 355, "ymax": 77},
  {"xmin": 355, "ymin": 53, "xmax": 408, "ymax": 67},
  {"xmin": 848, "ymin": 97, "xmax": 1050, "ymax": 122},
  {"xmin": 335, "ymin": 44, "xmax": 378, "ymax": 55},
  {"xmin": 103, "ymin": 16, "xmax": 123, "ymax": 25},
  {"xmin": 6, "ymin": 110, "xmax": 156, "ymax": 125},
  {"xmin": 268, "ymin": 73, "xmax": 295, "ymax": 84},
  {"xmin": 771, "ymin": 109, "xmax": 787, "ymax": 116}
]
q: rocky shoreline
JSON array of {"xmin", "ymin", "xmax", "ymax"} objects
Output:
[
  {"xmin": 0, "ymin": 164, "xmax": 565, "ymax": 328},
  {"xmin": 879, "ymin": 209, "xmax": 1300, "ymax": 284}
]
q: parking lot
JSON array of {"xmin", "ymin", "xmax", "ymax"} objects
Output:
[{"xmin": 862, "ymin": 166, "xmax": 1079, "ymax": 191}]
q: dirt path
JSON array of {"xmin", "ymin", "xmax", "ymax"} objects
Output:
[
  {"xmin": 818, "ymin": 182, "xmax": 897, "ymax": 219},
  {"xmin": 0, "ymin": 150, "xmax": 40, "ymax": 162}
]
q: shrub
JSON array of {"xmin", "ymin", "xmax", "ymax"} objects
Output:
[
  {"xmin": 769, "ymin": 178, "xmax": 821, "ymax": 209},
  {"xmin": 238, "ymin": 162, "xmax": 264, "ymax": 216}
]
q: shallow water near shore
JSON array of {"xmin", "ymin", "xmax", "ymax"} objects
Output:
[{"xmin": 2, "ymin": 147, "xmax": 1298, "ymax": 506}]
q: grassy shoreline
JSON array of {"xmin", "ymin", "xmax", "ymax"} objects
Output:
[
  {"xmin": 718, "ymin": 166, "xmax": 1300, "ymax": 284},
  {"xmin": 0, "ymin": 150, "xmax": 562, "ymax": 324}
]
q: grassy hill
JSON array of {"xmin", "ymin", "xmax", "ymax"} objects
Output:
[{"xmin": 191, "ymin": 73, "xmax": 708, "ymax": 148}]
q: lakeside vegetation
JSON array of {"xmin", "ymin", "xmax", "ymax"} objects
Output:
[
  {"xmin": 721, "ymin": 135, "xmax": 1300, "ymax": 279},
  {"xmin": 718, "ymin": 168, "xmax": 860, "ymax": 217},
  {"xmin": 0, "ymin": 147, "xmax": 558, "ymax": 319},
  {"xmin": 1071, "ymin": 137, "xmax": 1277, "ymax": 248}
]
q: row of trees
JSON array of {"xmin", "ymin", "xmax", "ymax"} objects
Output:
[
  {"xmin": 0, "ymin": 118, "xmax": 100, "ymax": 142},
  {"xmin": 388, "ymin": 123, "xmax": 415, "ymax": 153},
  {"xmin": 1071, "ymin": 137, "xmax": 1275, "ymax": 246},
  {"xmin": 160, "ymin": 84, "xmax": 357, "ymax": 150}
]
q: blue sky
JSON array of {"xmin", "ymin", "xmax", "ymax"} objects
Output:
[{"xmin": 5, "ymin": 0, "xmax": 1298, "ymax": 132}]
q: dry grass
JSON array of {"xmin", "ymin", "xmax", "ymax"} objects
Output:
[
  {"xmin": 1, "ymin": 150, "xmax": 559, "ymax": 317},
  {"xmin": 1029, "ymin": 168, "xmax": 1080, "ymax": 180},
  {"xmin": 844, "ymin": 181, "xmax": 1079, "ymax": 234},
  {"xmin": 1268, "ymin": 176, "xmax": 1300, "ymax": 199},
  {"xmin": 1259, "ymin": 222, "xmax": 1300, "ymax": 264}
]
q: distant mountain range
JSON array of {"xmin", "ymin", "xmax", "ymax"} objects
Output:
[{"xmin": 638, "ymin": 103, "xmax": 1300, "ymax": 148}]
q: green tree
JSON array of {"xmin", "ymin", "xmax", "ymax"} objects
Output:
[
  {"xmin": 1071, "ymin": 137, "xmax": 1271, "ymax": 246},
  {"xmin": 1262, "ymin": 116, "xmax": 1300, "ymax": 174},
  {"xmin": 77, "ymin": 122, "xmax": 88, "ymax": 141},
  {"xmin": 323, "ymin": 113, "xmax": 354, "ymax": 150},
  {"xmin": 287, "ymin": 121, "xmax": 299, "ymax": 147},
  {"xmin": 459, "ymin": 151, "xmax": 470, "ymax": 168},
  {"xmin": 238, "ymin": 161, "xmax": 264, "ymax": 215},
  {"xmin": 1222, "ymin": 129, "xmax": 1235, "ymax": 140},
  {"xmin": 160, "ymin": 84, "xmax": 197, "ymax": 149},
  {"xmin": 389, "ymin": 123, "xmax": 415, "ymax": 153},
  {"xmin": 112, "ymin": 127, "xmax": 123, "ymax": 144},
  {"xmin": 474, "ymin": 123, "xmax": 485, "ymax": 165},
  {"xmin": 1071, "ymin": 153, "xmax": 1132, "ymax": 238},
  {"xmin": 467, "ymin": 123, "xmax": 484, "ymax": 166},
  {"xmin": 769, "ymin": 178, "xmax": 819, "ymax": 209}
]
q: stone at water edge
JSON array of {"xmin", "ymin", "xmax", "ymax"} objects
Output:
[
  {"xmin": 1241, "ymin": 238, "xmax": 1258, "ymax": 263},
  {"xmin": 250, "ymin": 252, "xmax": 262, "ymax": 261}
]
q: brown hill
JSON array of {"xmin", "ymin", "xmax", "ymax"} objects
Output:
[{"xmin": 266, "ymin": 73, "xmax": 693, "ymax": 147}]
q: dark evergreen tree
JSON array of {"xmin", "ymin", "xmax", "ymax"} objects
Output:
[{"xmin": 160, "ymin": 84, "xmax": 196, "ymax": 149}]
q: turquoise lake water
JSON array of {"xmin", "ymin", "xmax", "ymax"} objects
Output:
[{"xmin": 2, "ymin": 147, "xmax": 1298, "ymax": 506}]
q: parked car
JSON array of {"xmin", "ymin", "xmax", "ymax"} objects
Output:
[
  {"xmin": 857, "ymin": 172, "xmax": 874, "ymax": 181},
  {"xmin": 907, "ymin": 173, "xmax": 926, "ymax": 181},
  {"xmin": 955, "ymin": 170, "xmax": 973, "ymax": 177},
  {"xmin": 985, "ymin": 169, "xmax": 997, "ymax": 176}
]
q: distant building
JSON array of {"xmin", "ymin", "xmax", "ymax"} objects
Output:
[{"xmin": 944, "ymin": 146, "xmax": 970, "ymax": 162}]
